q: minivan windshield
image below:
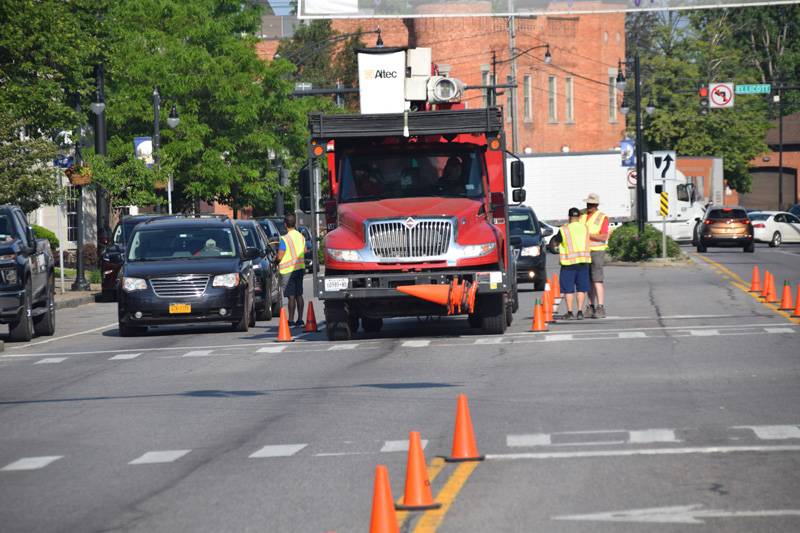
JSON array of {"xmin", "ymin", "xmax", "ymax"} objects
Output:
[
  {"xmin": 509, "ymin": 211, "xmax": 540, "ymax": 236},
  {"xmin": 0, "ymin": 214, "xmax": 17, "ymax": 242},
  {"xmin": 339, "ymin": 149, "xmax": 485, "ymax": 203},
  {"xmin": 127, "ymin": 227, "xmax": 238, "ymax": 261}
]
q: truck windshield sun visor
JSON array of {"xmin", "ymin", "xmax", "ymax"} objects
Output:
[{"xmin": 339, "ymin": 149, "xmax": 485, "ymax": 203}]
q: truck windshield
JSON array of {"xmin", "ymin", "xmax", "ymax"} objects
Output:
[
  {"xmin": 127, "ymin": 227, "xmax": 238, "ymax": 261},
  {"xmin": 0, "ymin": 215, "xmax": 17, "ymax": 242},
  {"xmin": 339, "ymin": 149, "xmax": 485, "ymax": 203},
  {"xmin": 509, "ymin": 212, "xmax": 540, "ymax": 235}
]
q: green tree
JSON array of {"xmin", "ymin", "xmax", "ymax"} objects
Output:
[{"xmin": 0, "ymin": 111, "xmax": 62, "ymax": 213}]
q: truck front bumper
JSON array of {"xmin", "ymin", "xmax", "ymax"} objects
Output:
[{"xmin": 0, "ymin": 288, "xmax": 25, "ymax": 322}]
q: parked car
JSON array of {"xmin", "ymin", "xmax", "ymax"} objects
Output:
[
  {"xmin": 749, "ymin": 211, "xmax": 800, "ymax": 247},
  {"xmin": 695, "ymin": 206, "xmax": 754, "ymax": 253},
  {"xmin": 264, "ymin": 216, "xmax": 287, "ymax": 235},
  {"xmin": 235, "ymin": 220, "xmax": 282, "ymax": 320},
  {"xmin": 101, "ymin": 214, "xmax": 165, "ymax": 301},
  {"xmin": 117, "ymin": 216, "xmax": 259, "ymax": 336},
  {"xmin": 509, "ymin": 205, "xmax": 548, "ymax": 291},
  {"xmin": 298, "ymin": 225, "xmax": 314, "ymax": 272},
  {"xmin": 0, "ymin": 204, "xmax": 56, "ymax": 341},
  {"xmin": 257, "ymin": 218, "xmax": 282, "ymax": 253}
]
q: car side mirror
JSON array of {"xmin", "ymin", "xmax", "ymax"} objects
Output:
[
  {"xmin": 509, "ymin": 235, "xmax": 522, "ymax": 247},
  {"xmin": 512, "ymin": 189, "xmax": 526, "ymax": 203},
  {"xmin": 510, "ymin": 160, "xmax": 524, "ymax": 188},
  {"xmin": 542, "ymin": 226, "xmax": 553, "ymax": 237},
  {"xmin": 243, "ymin": 247, "xmax": 260, "ymax": 261}
]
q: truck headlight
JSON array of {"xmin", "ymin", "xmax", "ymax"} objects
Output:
[
  {"xmin": 461, "ymin": 242, "xmax": 496, "ymax": 258},
  {"xmin": 122, "ymin": 277, "xmax": 147, "ymax": 292},
  {"xmin": 212, "ymin": 273, "xmax": 239, "ymax": 288},
  {"xmin": 328, "ymin": 248, "xmax": 361, "ymax": 262},
  {"xmin": 520, "ymin": 246, "xmax": 540, "ymax": 257}
]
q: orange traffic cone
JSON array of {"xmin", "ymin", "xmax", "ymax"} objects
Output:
[
  {"xmin": 779, "ymin": 282, "xmax": 794, "ymax": 310},
  {"xmin": 396, "ymin": 432, "xmax": 441, "ymax": 511},
  {"xmin": 765, "ymin": 273, "xmax": 778, "ymax": 303},
  {"xmin": 793, "ymin": 286, "xmax": 800, "ymax": 317},
  {"xmin": 748, "ymin": 265, "xmax": 762, "ymax": 293},
  {"xmin": 396, "ymin": 284, "xmax": 450, "ymax": 306},
  {"xmin": 369, "ymin": 465, "xmax": 400, "ymax": 533},
  {"xmin": 543, "ymin": 288, "xmax": 554, "ymax": 323},
  {"xmin": 276, "ymin": 308, "xmax": 293, "ymax": 342},
  {"xmin": 761, "ymin": 271, "xmax": 771, "ymax": 300},
  {"xmin": 552, "ymin": 273, "xmax": 561, "ymax": 300},
  {"xmin": 531, "ymin": 299, "xmax": 548, "ymax": 332},
  {"xmin": 304, "ymin": 302, "xmax": 318, "ymax": 332},
  {"xmin": 446, "ymin": 394, "xmax": 484, "ymax": 462}
]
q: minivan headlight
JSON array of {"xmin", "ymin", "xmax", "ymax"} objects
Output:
[
  {"xmin": 212, "ymin": 273, "xmax": 239, "ymax": 288},
  {"xmin": 122, "ymin": 277, "xmax": 147, "ymax": 292},
  {"xmin": 521, "ymin": 246, "xmax": 540, "ymax": 257}
]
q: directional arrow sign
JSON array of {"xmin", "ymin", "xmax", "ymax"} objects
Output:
[
  {"xmin": 648, "ymin": 151, "xmax": 677, "ymax": 181},
  {"xmin": 554, "ymin": 504, "xmax": 800, "ymax": 524}
]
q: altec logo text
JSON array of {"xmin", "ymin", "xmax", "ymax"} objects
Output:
[{"xmin": 364, "ymin": 69, "xmax": 398, "ymax": 79}]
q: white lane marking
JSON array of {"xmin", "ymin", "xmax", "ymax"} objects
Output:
[
  {"xmin": 7, "ymin": 322, "xmax": 117, "ymax": 350},
  {"xmin": 507, "ymin": 433, "xmax": 552, "ymax": 447},
  {"xmin": 109, "ymin": 353, "xmax": 142, "ymax": 360},
  {"xmin": 380, "ymin": 439, "xmax": 429, "ymax": 453},
  {"xmin": 628, "ymin": 429, "xmax": 680, "ymax": 444},
  {"xmin": 315, "ymin": 451, "xmax": 373, "ymax": 457},
  {"xmin": 249, "ymin": 444, "xmax": 307, "ymax": 458},
  {"xmin": 507, "ymin": 322, "xmax": 784, "ymax": 338},
  {"xmin": 182, "ymin": 350, "xmax": 213, "ymax": 357},
  {"xmin": 736, "ymin": 425, "xmax": 800, "ymax": 440},
  {"xmin": 544, "ymin": 334, "xmax": 573, "ymax": 342},
  {"xmin": 765, "ymin": 327, "xmax": 795, "ymax": 334},
  {"xmin": 34, "ymin": 357, "xmax": 67, "ymax": 364},
  {"xmin": 402, "ymin": 340, "xmax": 431, "ymax": 347},
  {"xmin": 687, "ymin": 329, "xmax": 720, "ymax": 336},
  {"xmin": 487, "ymin": 445, "xmax": 800, "ymax": 461},
  {"xmin": 257, "ymin": 346, "xmax": 287, "ymax": 353},
  {"xmin": 474, "ymin": 338, "xmax": 508, "ymax": 345},
  {"xmin": 618, "ymin": 332, "xmax": 647, "ymax": 339},
  {"xmin": 128, "ymin": 450, "xmax": 191, "ymax": 464},
  {"xmin": 554, "ymin": 504, "xmax": 800, "ymax": 524},
  {"xmin": 328, "ymin": 343, "xmax": 359, "ymax": 351},
  {"xmin": 1, "ymin": 456, "xmax": 63, "ymax": 471}
]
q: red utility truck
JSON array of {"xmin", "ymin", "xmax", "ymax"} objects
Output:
[{"xmin": 298, "ymin": 46, "xmax": 525, "ymax": 340}]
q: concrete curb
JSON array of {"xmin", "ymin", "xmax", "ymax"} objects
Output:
[{"xmin": 55, "ymin": 293, "xmax": 99, "ymax": 311}]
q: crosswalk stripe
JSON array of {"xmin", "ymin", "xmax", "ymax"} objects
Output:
[
  {"xmin": 507, "ymin": 434, "xmax": 552, "ymax": 447},
  {"xmin": 34, "ymin": 357, "xmax": 67, "ymax": 364},
  {"xmin": 182, "ymin": 350, "xmax": 213, "ymax": 357},
  {"xmin": 257, "ymin": 346, "xmax": 287, "ymax": 353},
  {"xmin": 737, "ymin": 425, "xmax": 800, "ymax": 440},
  {"xmin": 381, "ymin": 439, "xmax": 429, "ymax": 453},
  {"xmin": 328, "ymin": 344, "xmax": 359, "ymax": 351},
  {"xmin": 249, "ymin": 444, "xmax": 308, "ymax": 458},
  {"xmin": 109, "ymin": 353, "xmax": 141, "ymax": 360},
  {"xmin": 129, "ymin": 450, "xmax": 191, "ymax": 464},
  {"xmin": 402, "ymin": 340, "xmax": 431, "ymax": 347},
  {"xmin": 687, "ymin": 329, "xmax": 719, "ymax": 336},
  {"xmin": 628, "ymin": 429, "xmax": 680, "ymax": 444},
  {"xmin": 764, "ymin": 327, "xmax": 795, "ymax": 334},
  {"xmin": 544, "ymin": 334, "xmax": 573, "ymax": 342},
  {"xmin": 474, "ymin": 338, "xmax": 508, "ymax": 345},
  {"xmin": 1, "ymin": 456, "xmax": 63, "ymax": 471},
  {"xmin": 618, "ymin": 332, "xmax": 647, "ymax": 339}
]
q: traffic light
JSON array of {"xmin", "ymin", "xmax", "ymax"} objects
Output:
[{"xmin": 698, "ymin": 86, "xmax": 709, "ymax": 115}]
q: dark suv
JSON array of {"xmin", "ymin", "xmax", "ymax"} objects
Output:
[
  {"xmin": 117, "ymin": 216, "xmax": 259, "ymax": 336},
  {"xmin": 101, "ymin": 214, "xmax": 165, "ymax": 301},
  {"xmin": 508, "ymin": 205, "xmax": 550, "ymax": 290},
  {"xmin": 696, "ymin": 206, "xmax": 754, "ymax": 253}
]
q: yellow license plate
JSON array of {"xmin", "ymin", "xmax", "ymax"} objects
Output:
[{"xmin": 169, "ymin": 303, "xmax": 191, "ymax": 314}]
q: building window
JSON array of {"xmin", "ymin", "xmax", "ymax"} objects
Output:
[
  {"xmin": 482, "ymin": 69, "xmax": 495, "ymax": 107},
  {"xmin": 66, "ymin": 186, "xmax": 79, "ymax": 242},
  {"xmin": 565, "ymin": 77, "xmax": 574, "ymax": 123},
  {"xmin": 548, "ymin": 76, "xmax": 557, "ymax": 122},
  {"xmin": 523, "ymin": 74, "xmax": 532, "ymax": 122},
  {"xmin": 608, "ymin": 76, "xmax": 617, "ymax": 122}
]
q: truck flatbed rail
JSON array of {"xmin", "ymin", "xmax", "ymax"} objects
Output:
[{"xmin": 308, "ymin": 108, "xmax": 503, "ymax": 139}]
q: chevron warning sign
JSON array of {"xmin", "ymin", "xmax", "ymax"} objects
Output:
[{"xmin": 659, "ymin": 191, "xmax": 669, "ymax": 217}]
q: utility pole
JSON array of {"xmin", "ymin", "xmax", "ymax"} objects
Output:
[
  {"xmin": 634, "ymin": 54, "xmax": 646, "ymax": 234},
  {"xmin": 94, "ymin": 64, "xmax": 110, "ymax": 254},
  {"xmin": 507, "ymin": 0, "xmax": 519, "ymax": 154},
  {"xmin": 778, "ymin": 86, "xmax": 784, "ymax": 210}
]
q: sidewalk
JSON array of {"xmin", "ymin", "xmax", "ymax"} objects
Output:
[{"xmin": 55, "ymin": 284, "xmax": 102, "ymax": 310}]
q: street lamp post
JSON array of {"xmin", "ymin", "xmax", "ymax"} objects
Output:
[
  {"xmin": 72, "ymin": 97, "xmax": 91, "ymax": 291},
  {"xmin": 152, "ymin": 87, "xmax": 179, "ymax": 214},
  {"xmin": 91, "ymin": 64, "xmax": 111, "ymax": 254}
]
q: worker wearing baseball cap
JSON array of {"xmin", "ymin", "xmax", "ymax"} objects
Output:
[
  {"xmin": 580, "ymin": 192, "xmax": 609, "ymax": 318},
  {"xmin": 547, "ymin": 207, "xmax": 592, "ymax": 320}
]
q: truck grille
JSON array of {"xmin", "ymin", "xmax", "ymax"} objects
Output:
[
  {"xmin": 150, "ymin": 275, "xmax": 210, "ymax": 298},
  {"xmin": 368, "ymin": 219, "xmax": 453, "ymax": 259}
]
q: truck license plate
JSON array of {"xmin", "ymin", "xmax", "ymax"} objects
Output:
[
  {"xmin": 325, "ymin": 278, "xmax": 348, "ymax": 291},
  {"xmin": 169, "ymin": 303, "xmax": 191, "ymax": 314}
]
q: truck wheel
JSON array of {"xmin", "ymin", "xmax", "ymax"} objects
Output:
[
  {"xmin": 348, "ymin": 315, "xmax": 360, "ymax": 333},
  {"xmin": 119, "ymin": 323, "xmax": 147, "ymax": 337},
  {"xmin": 362, "ymin": 317, "xmax": 383, "ymax": 333},
  {"xmin": 480, "ymin": 294, "xmax": 507, "ymax": 335},
  {"xmin": 467, "ymin": 313, "xmax": 482, "ymax": 328},
  {"xmin": 33, "ymin": 275, "xmax": 56, "ymax": 336},
  {"xmin": 8, "ymin": 281, "xmax": 34, "ymax": 342},
  {"xmin": 326, "ymin": 322, "xmax": 352, "ymax": 341},
  {"xmin": 506, "ymin": 298, "xmax": 514, "ymax": 327}
]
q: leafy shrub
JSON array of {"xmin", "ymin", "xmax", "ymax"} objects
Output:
[
  {"xmin": 89, "ymin": 269, "xmax": 102, "ymax": 284},
  {"xmin": 32, "ymin": 224, "xmax": 59, "ymax": 252},
  {"xmin": 607, "ymin": 222, "xmax": 681, "ymax": 262}
]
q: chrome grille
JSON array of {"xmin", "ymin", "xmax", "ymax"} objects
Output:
[
  {"xmin": 150, "ymin": 275, "xmax": 210, "ymax": 298},
  {"xmin": 367, "ymin": 219, "xmax": 453, "ymax": 259}
]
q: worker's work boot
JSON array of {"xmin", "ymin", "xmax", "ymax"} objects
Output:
[
  {"xmin": 594, "ymin": 305, "xmax": 606, "ymax": 319},
  {"xmin": 576, "ymin": 310, "xmax": 585, "ymax": 320},
  {"xmin": 559, "ymin": 311, "xmax": 575, "ymax": 321},
  {"xmin": 586, "ymin": 305, "xmax": 595, "ymax": 318}
]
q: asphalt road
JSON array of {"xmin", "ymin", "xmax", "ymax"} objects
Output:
[{"xmin": 1, "ymin": 244, "xmax": 798, "ymax": 532}]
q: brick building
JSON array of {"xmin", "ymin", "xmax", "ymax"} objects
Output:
[
  {"xmin": 260, "ymin": 7, "xmax": 626, "ymax": 154},
  {"xmin": 745, "ymin": 111, "xmax": 800, "ymax": 210}
]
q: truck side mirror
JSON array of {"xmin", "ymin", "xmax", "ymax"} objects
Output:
[
  {"xmin": 510, "ymin": 160, "xmax": 524, "ymax": 188},
  {"xmin": 512, "ymin": 189, "xmax": 526, "ymax": 203},
  {"xmin": 298, "ymin": 167, "xmax": 312, "ymax": 213}
]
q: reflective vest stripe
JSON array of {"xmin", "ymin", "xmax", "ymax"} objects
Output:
[{"xmin": 279, "ymin": 230, "xmax": 305, "ymax": 275}]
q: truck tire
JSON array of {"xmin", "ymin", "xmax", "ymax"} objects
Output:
[
  {"xmin": 467, "ymin": 313, "xmax": 482, "ymax": 328},
  {"xmin": 506, "ymin": 299, "xmax": 513, "ymax": 327},
  {"xmin": 362, "ymin": 317, "xmax": 383, "ymax": 333},
  {"xmin": 326, "ymin": 322, "xmax": 352, "ymax": 341},
  {"xmin": 9, "ymin": 281, "xmax": 34, "ymax": 342},
  {"xmin": 119, "ymin": 323, "xmax": 147, "ymax": 337},
  {"xmin": 480, "ymin": 293, "xmax": 507, "ymax": 335},
  {"xmin": 324, "ymin": 301, "xmax": 352, "ymax": 341},
  {"xmin": 33, "ymin": 275, "xmax": 56, "ymax": 336}
]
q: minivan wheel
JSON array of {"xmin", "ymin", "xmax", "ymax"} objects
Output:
[{"xmin": 769, "ymin": 231, "xmax": 782, "ymax": 248}]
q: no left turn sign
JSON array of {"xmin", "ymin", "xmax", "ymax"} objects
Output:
[{"xmin": 709, "ymin": 82, "xmax": 735, "ymax": 108}]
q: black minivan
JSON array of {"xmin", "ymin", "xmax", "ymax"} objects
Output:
[
  {"xmin": 509, "ymin": 205, "xmax": 551, "ymax": 291},
  {"xmin": 117, "ymin": 216, "xmax": 259, "ymax": 336}
]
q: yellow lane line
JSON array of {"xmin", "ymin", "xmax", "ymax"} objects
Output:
[
  {"xmin": 692, "ymin": 253, "xmax": 799, "ymax": 324},
  {"xmin": 396, "ymin": 457, "xmax": 447, "ymax": 528},
  {"xmin": 412, "ymin": 461, "xmax": 480, "ymax": 533}
]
